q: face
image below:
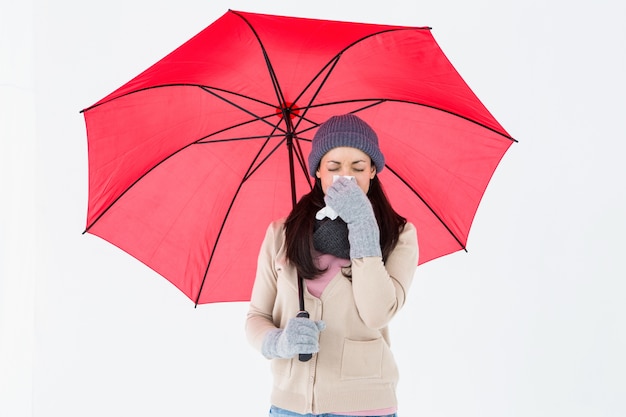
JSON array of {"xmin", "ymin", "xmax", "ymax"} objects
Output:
[{"xmin": 315, "ymin": 147, "xmax": 377, "ymax": 194}]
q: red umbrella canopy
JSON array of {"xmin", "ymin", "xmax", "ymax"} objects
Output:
[{"xmin": 82, "ymin": 10, "xmax": 514, "ymax": 305}]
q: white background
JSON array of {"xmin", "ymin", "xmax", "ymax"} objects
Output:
[{"xmin": 2, "ymin": 0, "xmax": 625, "ymax": 416}]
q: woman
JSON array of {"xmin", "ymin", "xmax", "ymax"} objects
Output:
[{"xmin": 246, "ymin": 114, "xmax": 418, "ymax": 417}]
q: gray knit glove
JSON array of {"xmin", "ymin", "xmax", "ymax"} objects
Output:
[
  {"xmin": 324, "ymin": 177, "xmax": 382, "ymax": 259},
  {"xmin": 261, "ymin": 317, "xmax": 326, "ymax": 359}
]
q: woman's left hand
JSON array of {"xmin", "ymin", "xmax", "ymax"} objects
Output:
[
  {"xmin": 324, "ymin": 177, "xmax": 381, "ymax": 258},
  {"xmin": 324, "ymin": 177, "xmax": 374, "ymax": 225}
]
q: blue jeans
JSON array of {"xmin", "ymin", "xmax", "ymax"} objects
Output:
[{"xmin": 269, "ymin": 405, "xmax": 397, "ymax": 417}]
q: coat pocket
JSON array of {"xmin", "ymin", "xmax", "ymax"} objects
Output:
[{"xmin": 340, "ymin": 338, "xmax": 384, "ymax": 380}]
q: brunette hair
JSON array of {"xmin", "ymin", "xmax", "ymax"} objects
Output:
[{"xmin": 284, "ymin": 177, "xmax": 406, "ymax": 279}]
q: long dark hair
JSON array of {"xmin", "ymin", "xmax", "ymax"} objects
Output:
[{"xmin": 284, "ymin": 176, "xmax": 407, "ymax": 279}]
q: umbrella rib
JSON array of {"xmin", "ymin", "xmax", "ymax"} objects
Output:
[
  {"xmin": 196, "ymin": 133, "xmax": 286, "ymax": 144},
  {"xmin": 194, "ymin": 176, "xmax": 246, "ymax": 306},
  {"xmin": 200, "ymin": 84, "xmax": 277, "ymax": 108},
  {"xmin": 384, "ymin": 164, "xmax": 468, "ymax": 252},
  {"xmin": 291, "ymin": 26, "xmax": 429, "ymax": 110},
  {"xmin": 81, "ymin": 83, "xmax": 274, "ymax": 113},
  {"xmin": 194, "ymin": 129, "xmax": 283, "ymax": 305},
  {"xmin": 292, "ymin": 137, "xmax": 313, "ymax": 190},
  {"xmin": 263, "ymin": 28, "xmax": 515, "ymax": 143},
  {"xmin": 230, "ymin": 10, "xmax": 290, "ymax": 120},
  {"xmin": 243, "ymin": 134, "xmax": 286, "ymax": 181},
  {"xmin": 234, "ymin": 12, "xmax": 309, "ymax": 214},
  {"xmin": 83, "ymin": 142, "xmax": 197, "ymax": 233},
  {"xmin": 287, "ymin": 25, "xmax": 427, "ymax": 133},
  {"xmin": 300, "ymin": 98, "xmax": 517, "ymax": 142},
  {"xmin": 292, "ymin": 98, "xmax": 515, "ymax": 144},
  {"xmin": 291, "ymin": 55, "xmax": 343, "ymax": 132},
  {"xmin": 292, "ymin": 100, "xmax": 387, "ymax": 140},
  {"xmin": 83, "ymin": 127, "xmax": 282, "ymax": 234},
  {"xmin": 199, "ymin": 86, "xmax": 286, "ymax": 133}
]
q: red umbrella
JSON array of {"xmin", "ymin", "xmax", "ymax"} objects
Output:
[{"xmin": 81, "ymin": 10, "xmax": 515, "ymax": 305}]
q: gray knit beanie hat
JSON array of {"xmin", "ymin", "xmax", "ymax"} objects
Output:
[{"xmin": 308, "ymin": 114, "xmax": 385, "ymax": 177}]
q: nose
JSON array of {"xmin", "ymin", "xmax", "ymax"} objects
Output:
[{"xmin": 338, "ymin": 165, "xmax": 350, "ymax": 176}]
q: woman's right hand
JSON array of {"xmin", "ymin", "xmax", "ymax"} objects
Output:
[
  {"xmin": 324, "ymin": 177, "xmax": 373, "ymax": 225},
  {"xmin": 324, "ymin": 177, "xmax": 381, "ymax": 259},
  {"xmin": 261, "ymin": 317, "xmax": 326, "ymax": 359}
]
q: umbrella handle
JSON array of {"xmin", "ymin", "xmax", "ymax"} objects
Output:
[{"xmin": 297, "ymin": 311, "xmax": 313, "ymax": 362}]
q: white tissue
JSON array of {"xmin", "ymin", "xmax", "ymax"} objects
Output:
[
  {"xmin": 315, "ymin": 176, "xmax": 355, "ymax": 220},
  {"xmin": 316, "ymin": 206, "xmax": 339, "ymax": 220}
]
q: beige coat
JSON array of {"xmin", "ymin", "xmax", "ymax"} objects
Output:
[{"xmin": 246, "ymin": 219, "xmax": 418, "ymax": 414}]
